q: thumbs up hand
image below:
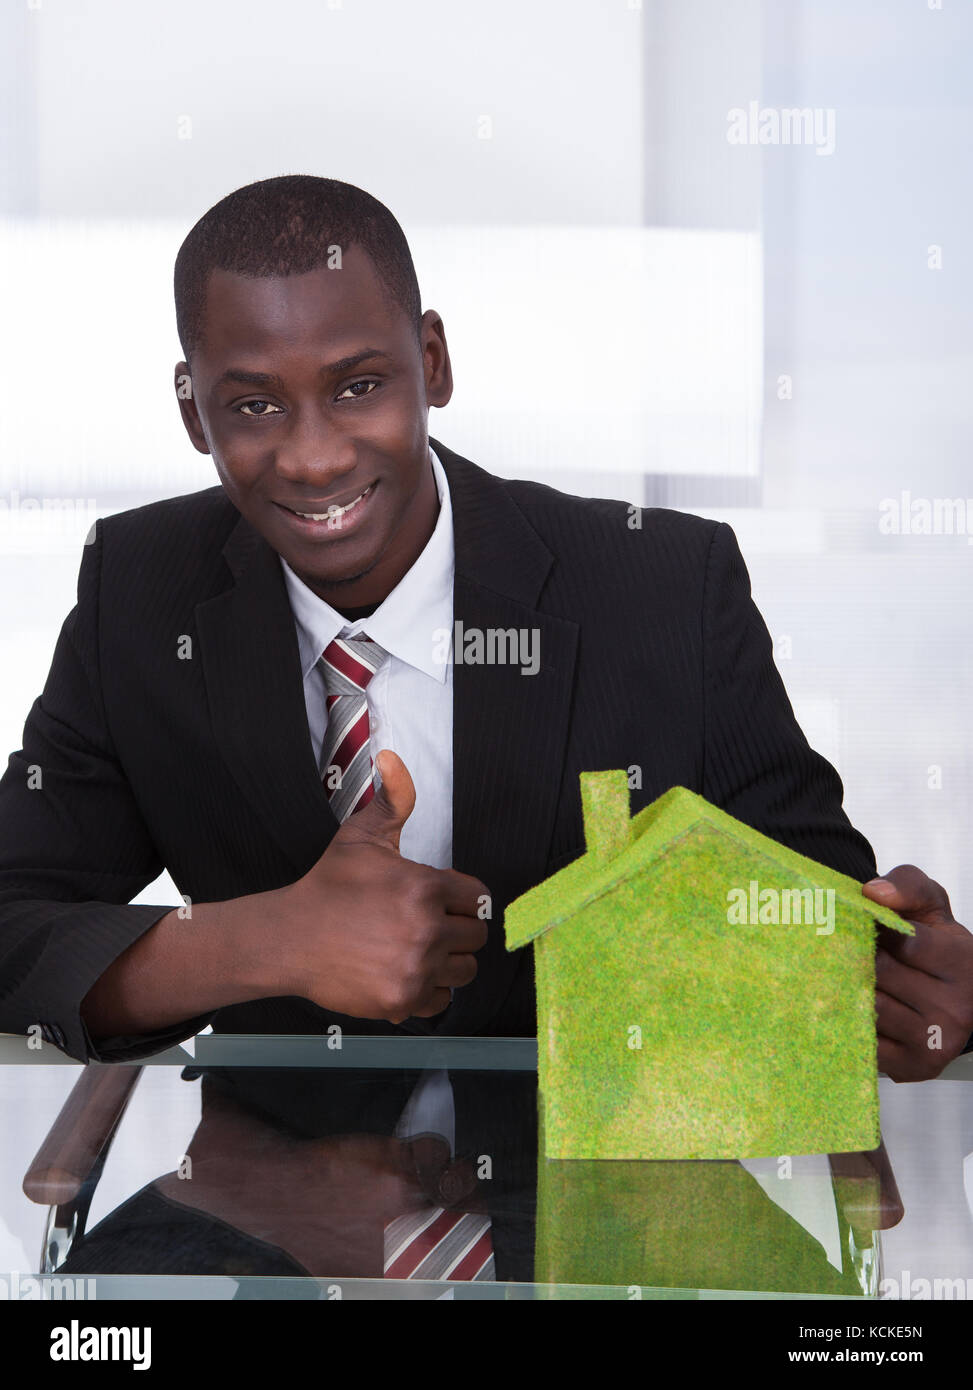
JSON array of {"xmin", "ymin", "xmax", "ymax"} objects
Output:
[
  {"xmin": 333, "ymin": 748, "xmax": 417, "ymax": 856},
  {"xmin": 278, "ymin": 750, "xmax": 490, "ymax": 1024}
]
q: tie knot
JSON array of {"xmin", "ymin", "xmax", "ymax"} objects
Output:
[{"xmin": 318, "ymin": 634, "xmax": 388, "ymax": 696}]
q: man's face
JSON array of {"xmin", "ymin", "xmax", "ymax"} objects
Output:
[{"xmin": 175, "ymin": 247, "xmax": 452, "ymax": 606}]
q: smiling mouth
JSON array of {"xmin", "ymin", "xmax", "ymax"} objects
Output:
[{"xmin": 279, "ymin": 483, "xmax": 375, "ymax": 521}]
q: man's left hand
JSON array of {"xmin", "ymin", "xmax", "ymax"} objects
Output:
[{"xmin": 863, "ymin": 865, "xmax": 973, "ymax": 1081}]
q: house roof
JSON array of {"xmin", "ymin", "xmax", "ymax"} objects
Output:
[{"xmin": 504, "ymin": 771, "xmax": 913, "ymax": 950}]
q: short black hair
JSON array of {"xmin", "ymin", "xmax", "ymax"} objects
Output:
[{"xmin": 174, "ymin": 174, "xmax": 422, "ymax": 363}]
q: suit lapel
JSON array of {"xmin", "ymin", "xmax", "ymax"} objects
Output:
[
  {"xmin": 195, "ymin": 519, "xmax": 340, "ymax": 878},
  {"xmin": 436, "ymin": 441, "xmax": 579, "ymax": 1031}
]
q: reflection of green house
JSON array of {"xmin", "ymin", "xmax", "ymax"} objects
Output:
[
  {"xmin": 504, "ymin": 772, "xmax": 911, "ymax": 1161},
  {"xmin": 533, "ymin": 1152, "xmax": 878, "ymax": 1296}
]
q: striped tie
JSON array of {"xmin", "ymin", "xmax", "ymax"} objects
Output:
[
  {"xmin": 384, "ymin": 1207, "xmax": 495, "ymax": 1281},
  {"xmin": 318, "ymin": 634, "xmax": 389, "ymax": 821}
]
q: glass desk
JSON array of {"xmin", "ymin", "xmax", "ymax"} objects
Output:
[{"xmin": 1, "ymin": 1035, "xmax": 971, "ymax": 1301}]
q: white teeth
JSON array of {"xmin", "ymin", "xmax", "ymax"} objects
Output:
[{"xmin": 294, "ymin": 486, "xmax": 369, "ymax": 520}]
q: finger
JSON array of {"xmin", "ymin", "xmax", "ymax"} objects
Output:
[
  {"xmin": 877, "ymin": 1035, "xmax": 928, "ymax": 1083},
  {"xmin": 434, "ymin": 951, "xmax": 480, "ymax": 991},
  {"xmin": 408, "ymin": 986, "xmax": 452, "ymax": 1019},
  {"xmin": 874, "ymin": 987, "xmax": 927, "ymax": 1047},
  {"xmin": 440, "ymin": 913, "xmax": 490, "ymax": 955},
  {"xmin": 875, "ymin": 946, "xmax": 951, "ymax": 1008},
  {"xmin": 337, "ymin": 749, "xmax": 415, "ymax": 852},
  {"xmin": 876, "ymin": 921, "xmax": 963, "ymax": 980},
  {"xmin": 438, "ymin": 868, "xmax": 492, "ymax": 918},
  {"xmin": 862, "ymin": 865, "xmax": 953, "ymax": 925},
  {"xmin": 403, "ymin": 1135, "xmax": 454, "ymax": 1205}
]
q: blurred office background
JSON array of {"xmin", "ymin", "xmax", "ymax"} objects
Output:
[{"xmin": 1, "ymin": 0, "xmax": 971, "ymax": 1283}]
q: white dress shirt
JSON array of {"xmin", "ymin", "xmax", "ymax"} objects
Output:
[{"xmin": 280, "ymin": 443, "xmax": 456, "ymax": 1149}]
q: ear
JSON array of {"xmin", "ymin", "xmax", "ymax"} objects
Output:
[
  {"xmin": 174, "ymin": 361, "xmax": 211, "ymax": 455},
  {"xmin": 420, "ymin": 311, "xmax": 453, "ymax": 409}
]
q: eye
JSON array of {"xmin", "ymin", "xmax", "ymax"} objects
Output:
[
  {"xmin": 336, "ymin": 379, "xmax": 379, "ymax": 401},
  {"xmin": 237, "ymin": 399, "xmax": 283, "ymax": 416}
]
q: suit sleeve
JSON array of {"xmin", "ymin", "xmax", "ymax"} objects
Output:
[
  {"xmin": 0, "ymin": 521, "xmax": 214, "ymax": 1063},
  {"xmin": 700, "ymin": 521, "xmax": 878, "ymax": 882}
]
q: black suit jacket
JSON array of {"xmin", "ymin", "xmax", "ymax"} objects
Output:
[{"xmin": 0, "ymin": 439, "xmax": 878, "ymax": 1064}]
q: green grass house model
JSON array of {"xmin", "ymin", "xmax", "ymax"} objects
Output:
[{"xmin": 504, "ymin": 771, "xmax": 912, "ymax": 1161}]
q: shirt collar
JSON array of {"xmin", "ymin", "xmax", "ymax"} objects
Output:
[{"xmin": 279, "ymin": 444, "xmax": 455, "ymax": 684}]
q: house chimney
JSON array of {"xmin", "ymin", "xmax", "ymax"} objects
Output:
[{"xmin": 580, "ymin": 769, "xmax": 632, "ymax": 863}]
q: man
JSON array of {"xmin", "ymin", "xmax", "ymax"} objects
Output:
[{"xmin": 1, "ymin": 174, "xmax": 971, "ymax": 1083}]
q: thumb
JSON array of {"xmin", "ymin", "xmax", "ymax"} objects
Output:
[
  {"xmin": 337, "ymin": 748, "xmax": 415, "ymax": 852},
  {"xmin": 863, "ymin": 864, "xmax": 954, "ymax": 926}
]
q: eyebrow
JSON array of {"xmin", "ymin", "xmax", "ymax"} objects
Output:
[{"xmin": 214, "ymin": 349, "xmax": 392, "ymax": 391}]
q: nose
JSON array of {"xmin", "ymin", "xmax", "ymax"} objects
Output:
[{"xmin": 272, "ymin": 403, "xmax": 357, "ymax": 488}]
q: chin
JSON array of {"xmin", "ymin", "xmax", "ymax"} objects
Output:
[{"xmin": 299, "ymin": 551, "xmax": 380, "ymax": 589}]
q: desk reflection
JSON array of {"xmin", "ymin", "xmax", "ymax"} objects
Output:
[{"xmin": 56, "ymin": 1066, "xmax": 899, "ymax": 1294}]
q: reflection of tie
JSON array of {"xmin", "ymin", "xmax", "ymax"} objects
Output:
[
  {"xmin": 384, "ymin": 1207, "xmax": 494, "ymax": 1280},
  {"xmin": 317, "ymin": 635, "xmax": 388, "ymax": 821}
]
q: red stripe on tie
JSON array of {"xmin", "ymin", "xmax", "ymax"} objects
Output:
[
  {"xmin": 348, "ymin": 766, "xmax": 376, "ymax": 814},
  {"xmin": 447, "ymin": 1228, "xmax": 494, "ymax": 1281},
  {"xmin": 330, "ymin": 709, "xmax": 369, "ymax": 773},
  {"xmin": 384, "ymin": 1210, "xmax": 460, "ymax": 1280},
  {"xmin": 323, "ymin": 640, "xmax": 376, "ymax": 690}
]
